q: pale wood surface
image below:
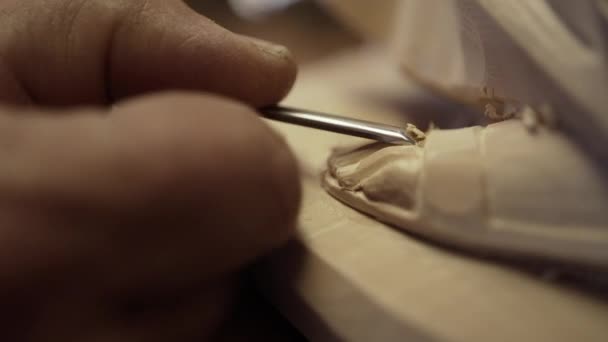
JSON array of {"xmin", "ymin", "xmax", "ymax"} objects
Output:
[{"xmin": 256, "ymin": 48, "xmax": 608, "ymax": 342}]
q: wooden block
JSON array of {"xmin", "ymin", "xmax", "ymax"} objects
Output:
[{"xmin": 255, "ymin": 48, "xmax": 608, "ymax": 342}]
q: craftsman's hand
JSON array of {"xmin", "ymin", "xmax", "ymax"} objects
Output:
[{"xmin": 0, "ymin": 0, "xmax": 300, "ymax": 341}]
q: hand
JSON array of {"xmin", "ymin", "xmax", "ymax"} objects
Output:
[{"xmin": 0, "ymin": 0, "xmax": 300, "ymax": 340}]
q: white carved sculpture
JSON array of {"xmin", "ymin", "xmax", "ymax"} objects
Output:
[{"xmin": 323, "ymin": 0, "xmax": 608, "ymax": 268}]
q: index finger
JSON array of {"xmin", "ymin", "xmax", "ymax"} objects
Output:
[{"xmin": 0, "ymin": 0, "xmax": 297, "ymax": 106}]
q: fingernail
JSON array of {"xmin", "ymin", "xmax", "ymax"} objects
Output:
[{"xmin": 243, "ymin": 36, "xmax": 292, "ymax": 60}]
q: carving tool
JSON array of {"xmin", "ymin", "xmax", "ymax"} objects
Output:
[{"xmin": 260, "ymin": 106, "xmax": 417, "ymax": 145}]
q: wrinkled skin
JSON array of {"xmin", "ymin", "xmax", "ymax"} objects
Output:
[{"xmin": 0, "ymin": 0, "xmax": 301, "ymax": 340}]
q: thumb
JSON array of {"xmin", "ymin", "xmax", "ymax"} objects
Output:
[
  {"xmin": 0, "ymin": 0, "xmax": 296, "ymax": 106},
  {"xmin": 0, "ymin": 91, "xmax": 300, "ymax": 292}
]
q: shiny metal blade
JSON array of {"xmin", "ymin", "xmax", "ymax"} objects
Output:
[{"xmin": 261, "ymin": 106, "xmax": 417, "ymax": 145}]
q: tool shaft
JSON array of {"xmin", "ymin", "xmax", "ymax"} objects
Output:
[{"xmin": 261, "ymin": 106, "xmax": 415, "ymax": 145}]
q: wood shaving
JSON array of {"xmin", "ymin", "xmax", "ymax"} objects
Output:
[{"xmin": 405, "ymin": 123, "xmax": 426, "ymax": 143}]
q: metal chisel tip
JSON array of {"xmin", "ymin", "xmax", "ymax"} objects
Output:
[{"xmin": 260, "ymin": 106, "xmax": 418, "ymax": 145}]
